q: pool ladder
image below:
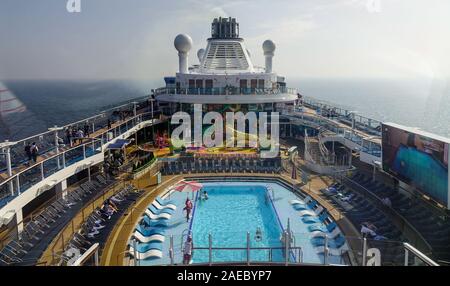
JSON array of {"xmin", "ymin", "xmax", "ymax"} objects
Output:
[{"xmin": 181, "ymin": 229, "xmax": 192, "ymax": 253}]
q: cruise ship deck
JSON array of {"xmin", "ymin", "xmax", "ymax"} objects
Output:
[{"xmin": 0, "ymin": 17, "xmax": 448, "ymax": 268}]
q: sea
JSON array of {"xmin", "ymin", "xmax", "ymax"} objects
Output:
[{"xmin": 0, "ymin": 78, "xmax": 449, "ymax": 141}]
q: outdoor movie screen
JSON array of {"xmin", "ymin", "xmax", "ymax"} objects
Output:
[{"xmin": 382, "ymin": 123, "xmax": 450, "ymax": 208}]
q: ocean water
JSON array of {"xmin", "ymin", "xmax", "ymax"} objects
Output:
[
  {"xmin": 1, "ymin": 78, "xmax": 449, "ymax": 141},
  {"xmin": 291, "ymin": 78, "xmax": 450, "ymax": 138},
  {"xmin": 0, "ymin": 80, "xmax": 156, "ymax": 141}
]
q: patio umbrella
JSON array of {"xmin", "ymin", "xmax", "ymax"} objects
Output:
[{"xmin": 174, "ymin": 180, "xmax": 203, "ymax": 199}]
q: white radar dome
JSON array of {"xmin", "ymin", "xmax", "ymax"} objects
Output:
[
  {"xmin": 197, "ymin": 48, "xmax": 206, "ymax": 62},
  {"xmin": 174, "ymin": 34, "xmax": 193, "ymax": 53},
  {"xmin": 262, "ymin": 40, "xmax": 276, "ymax": 53}
]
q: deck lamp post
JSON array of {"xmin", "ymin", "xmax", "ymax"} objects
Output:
[{"xmin": 48, "ymin": 125, "xmax": 64, "ymax": 169}]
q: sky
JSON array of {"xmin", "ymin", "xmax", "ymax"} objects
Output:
[{"xmin": 0, "ymin": 0, "xmax": 449, "ymax": 81}]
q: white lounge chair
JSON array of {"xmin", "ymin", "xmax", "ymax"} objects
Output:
[
  {"xmin": 289, "ymin": 195, "xmax": 312, "ymax": 206},
  {"xmin": 133, "ymin": 230, "xmax": 165, "ymax": 243},
  {"xmin": 129, "ymin": 242, "xmax": 163, "ymax": 260},
  {"xmin": 145, "ymin": 209, "xmax": 172, "ymax": 220},
  {"xmin": 299, "ymin": 206, "xmax": 324, "ymax": 217},
  {"xmin": 152, "ymin": 198, "xmax": 177, "ymax": 211},
  {"xmin": 314, "ymin": 243, "xmax": 349, "ymax": 256},
  {"xmin": 310, "ymin": 227, "xmax": 342, "ymax": 239}
]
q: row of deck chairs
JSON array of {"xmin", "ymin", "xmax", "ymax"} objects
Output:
[
  {"xmin": 350, "ymin": 172, "xmax": 450, "ymax": 261},
  {"xmin": 0, "ymin": 174, "xmax": 112, "ymax": 266},
  {"xmin": 59, "ymin": 183, "xmax": 136, "ymax": 265},
  {"xmin": 161, "ymin": 158, "xmax": 282, "ymax": 175},
  {"xmin": 321, "ymin": 182, "xmax": 406, "ymax": 265}
]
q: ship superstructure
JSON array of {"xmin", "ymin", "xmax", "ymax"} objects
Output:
[{"xmin": 155, "ymin": 17, "xmax": 297, "ymax": 111}]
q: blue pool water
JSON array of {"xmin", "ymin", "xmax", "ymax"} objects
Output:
[
  {"xmin": 190, "ymin": 184, "xmax": 284, "ymax": 263},
  {"xmin": 136, "ymin": 180, "xmax": 347, "ymax": 266}
]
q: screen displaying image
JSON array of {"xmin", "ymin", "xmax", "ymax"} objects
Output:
[{"xmin": 382, "ymin": 123, "xmax": 449, "ymax": 207}]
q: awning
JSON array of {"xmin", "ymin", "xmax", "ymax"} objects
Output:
[{"xmin": 107, "ymin": 139, "xmax": 131, "ymax": 150}]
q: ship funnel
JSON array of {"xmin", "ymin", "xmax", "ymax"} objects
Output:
[
  {"xmin": 197, "ymin": 48, "xmax": 206, "ymax": 63},
  {"xmin": 263, "ymin": 40, "xmax": 276, "ymax": 73},
  {"xmin": 174, "ymin": 34, "xmax": 193, "ymax": 73}
]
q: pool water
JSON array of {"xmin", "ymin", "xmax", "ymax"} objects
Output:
[{"xmin": 190, "ymin": 184, "xmax": 284, "ymax": 263}]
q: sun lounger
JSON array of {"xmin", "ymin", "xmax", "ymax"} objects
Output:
[
  {"xmin": 314, "ymin": 243, "xmax": 349, "ymax": 256},
  {"xmin": 308, "ymin": 222, "xmax": 337, "ymax": 233},
  {"xmin": 142, "ymin": 216, "xmax": 170, "ymax": 227},
  {"xmin": 302, "ymin": 211, "xmax": 329, "ymax": 224},
  {"xmin": 129, "ymin": 242, "xmax": 163, "ymax": 260},
  {"xmin": 148, "ymin": 204, "xmax": 175, "ymax": 215},
  {"xmin": 311, "ymin": 234, "xmax": 346, "ymax": 248},
  {"xmin": 299, "ymin": 205, "xmax": 324, "ymax": 217},
  {"xmin": 154, "ymin": 197, "xmax": 177, "ymax": 210},
  {"xmin": 145, "ymin": 208, "xmax": 172, "ymax": 220},
  {"xmin": 310, "ymin": 227, "xmax": 342, "ymax": 239},
  {"xmin": 134, "ymin": 226, "xmax": 165, "ymax": 243}
]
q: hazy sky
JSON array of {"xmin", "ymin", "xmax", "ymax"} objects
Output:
[{"xmin": 1, "ymin": 0, "xmax": 449, "ymax": 81}]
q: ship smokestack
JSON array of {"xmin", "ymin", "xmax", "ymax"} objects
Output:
[
  {"xmin": 263, "ymin": 40, "xmax": 276, "ymax": 73},
  {"xmin": 174, "ymin": 34, "xmax": 193, "ymax": 73}
]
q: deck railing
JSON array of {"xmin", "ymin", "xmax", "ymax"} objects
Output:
[
  {"xmin": 0, "ymin": 98, "xmax": 155, "ymax": 176},
  {"xmin": 154, "ymin": 86, "xmax": 298, "ymax": 96},
  {"xmin": 0, "ymin": 112, "xmax": 156, "ymax": 211}
]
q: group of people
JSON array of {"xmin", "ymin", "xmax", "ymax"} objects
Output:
[
  {"xmin": 65, "ymin": 123, "xmax": 90, "ymax": 146},
  {"xmin": 24, "ymin": 142, "xmax": 39, "ymax": 164}
]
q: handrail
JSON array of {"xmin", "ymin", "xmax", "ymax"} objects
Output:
[
  {"xmin": 154, "ymin": 86, "xmax": 298, "ymax": 96},
  {"xmin": 0, "ymin": 138, "xmax": 102, "ymax": 191},
  {"xmin": 338, "ymin": 174, "xmax": 433, "ymax": 256},
  {"xmin": 71, "ymin": 243, "xmax": 100, "ymax": 266},
  {"xmin": 404, "ymin": 243, "xmax": 439, "ymax": 266},
  {"xmin": 0, "ymin": 113, "xmax": 148, "ymax": 187},
  {"xmin": 6, "ymin": 98, "xmax": 148, "ymax": 147}
]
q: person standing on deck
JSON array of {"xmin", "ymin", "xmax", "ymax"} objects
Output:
[
  {"xmin": 183, "ymin": 235, "xmax": 194, "ymax": 264},
  {"xmin": 77, "ymin": 128, "xmax": 84, "ymax": 144},
  {"xmin": 83, "ymin": 122, "xmax": 90, "ymax": 138},
  {"xmin": 66, "ymin": 127, "xmax": 72, "ymax": 146},
  {"xmin": 24, "ymin": 143, "xmax": 32, "ymax": 164},
  {"xmin": 30, "ymin": 142, "xmax": 38, "ymax": 163},
  {"xmin": 183, "ymin": 198, "xmax": 193, "ymax": 222}
]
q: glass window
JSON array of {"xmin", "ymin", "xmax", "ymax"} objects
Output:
[
  {"xmin": 205, "ymin": 79, "xmax": 213, "ymax": 88},
  {"xmin": 258, "ymin": 79, "xmax": 265, "ymax": 89}
]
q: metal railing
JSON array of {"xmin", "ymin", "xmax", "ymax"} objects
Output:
[
  {"xmin": 0, "ymin": 112, "xmax": 155, "ymax": 211},
  {"xmin": 301, "ymin": 95, "xmax": 382, "ymax": 135},
  {"xmin": 154, "ymin": 86, "xmax": 298, "ymax": 96},
  {"xmin": 336, "ymin": 174, "xmax": 433, "ymax": 256},
  {"xmin": 281, "ymin": 108, "xmax": 382, "ymax": 157}
]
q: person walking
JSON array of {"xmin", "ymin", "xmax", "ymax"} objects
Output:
[
  {"xmin": 107, "ymin": 119, "xmax": 112, "ymax": 129},
  {"xmin": 183, "ymin": 198, "xmax": 193, "ymax": 222}
]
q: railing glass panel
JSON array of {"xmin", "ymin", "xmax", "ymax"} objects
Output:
[
  {"xmin": 43, "ymin": 155, "xmax": 64, "ymax": 178},
  {"xmin": 19, "ymin": 165, "xmax": 42, "ymax": 193}
]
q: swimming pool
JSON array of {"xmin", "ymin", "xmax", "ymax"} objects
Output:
[
  {"xmin": 134, "ymin": 179, "xmax": 348, "ymax": 266},
  {"xmin": 190, "ymin": 184, "xmax": 284, "ymax": 263}
]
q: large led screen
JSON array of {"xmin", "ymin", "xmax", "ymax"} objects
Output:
[{"xmin": 382, "ymin": 123, "xmax": 449, "ymax": 208}]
